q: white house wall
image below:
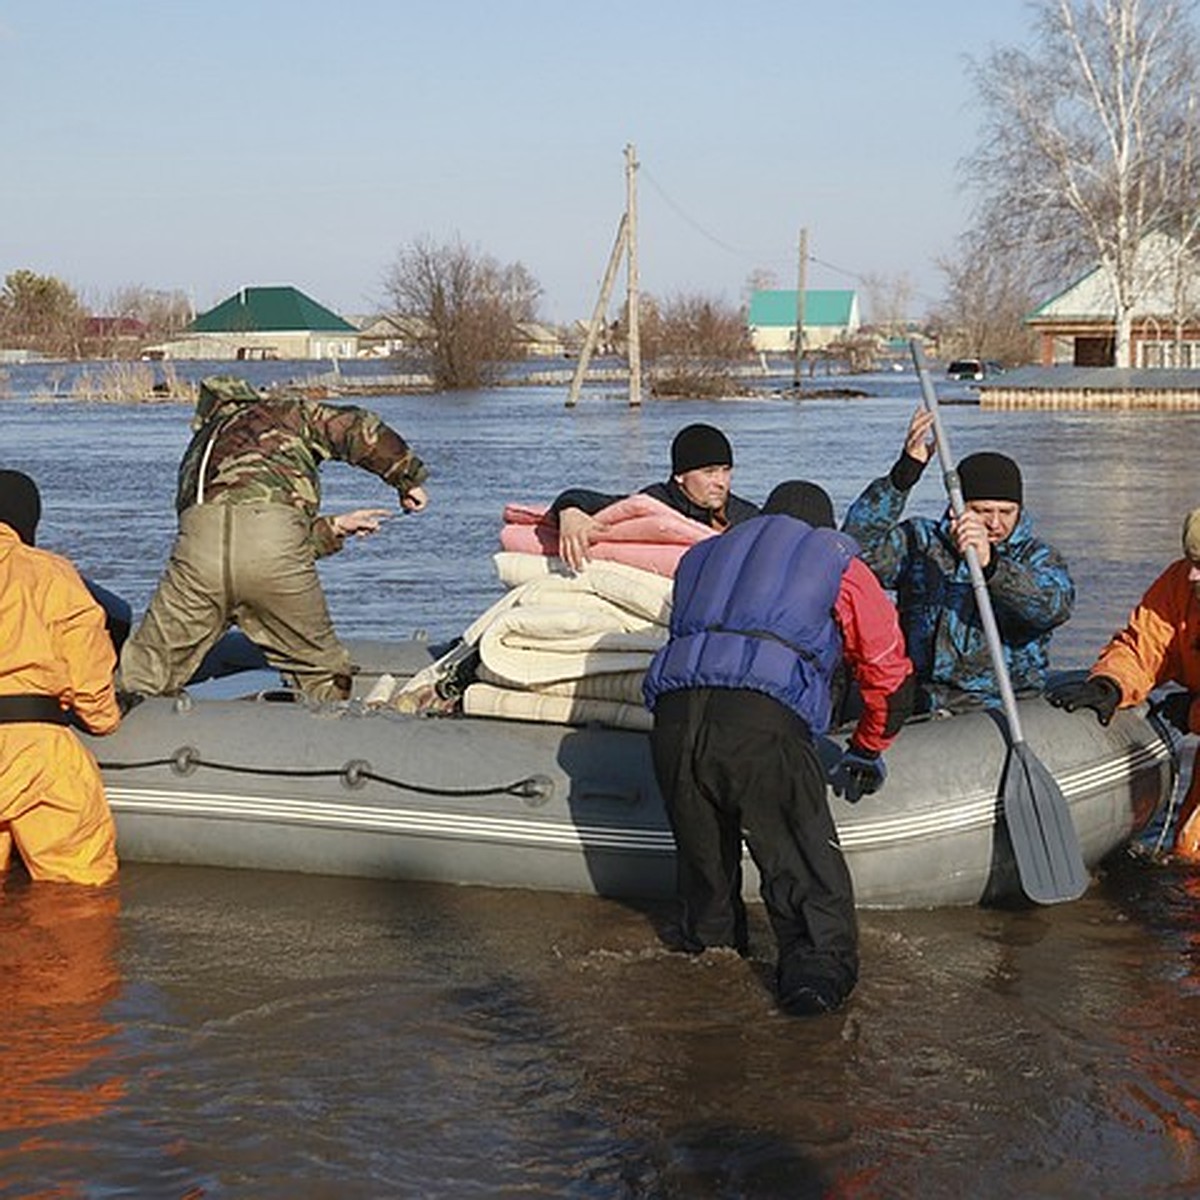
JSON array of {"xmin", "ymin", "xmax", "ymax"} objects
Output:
[
  {"xmin": 1038, "ymin": 231, "xmax": 1200, "ymax": 318},
  {"xmin": 749, "ymin": 325, "xmax": 854, "ymax": 353},
  {"xmin": 160, "ymin": 332, "xmax": 359, "ymax": 361}
]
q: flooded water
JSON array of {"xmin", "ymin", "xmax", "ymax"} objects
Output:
[{"xmin": 3, "ymin": 366, "xmax": 1200, "ymax": 1197}]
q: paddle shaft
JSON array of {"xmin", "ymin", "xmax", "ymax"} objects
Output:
[{"xmin": 909, "ymin": 340, "xmax": 1026, "ymax": 743}]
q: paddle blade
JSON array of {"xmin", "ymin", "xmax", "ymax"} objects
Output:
[{"xmin": 1002, "ymin": 742, "xmax": 1089, "ymax": 904}]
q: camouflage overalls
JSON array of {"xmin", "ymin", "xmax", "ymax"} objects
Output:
[{"xmin": 119, "ymin": 377, "xmax": 427, "ymax": 701}]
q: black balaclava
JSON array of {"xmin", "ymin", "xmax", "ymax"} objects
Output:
[{"xmin": 0, "ymin": 470, "xmax": 41, "ymax": 546}]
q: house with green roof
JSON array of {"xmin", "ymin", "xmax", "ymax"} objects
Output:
[
  {"xmin": 155, "ymin": 286, "xmax": 360, "ymax": 361},
  {"xmin": 747, "ymin": 289, "xmax": 860, "ymax": 353}
]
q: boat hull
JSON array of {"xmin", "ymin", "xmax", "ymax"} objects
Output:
[{"xmin": 87, "ymin": 666, "xmax": 1174, "ymax": 909}]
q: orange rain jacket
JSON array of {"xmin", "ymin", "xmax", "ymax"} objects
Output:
[
  {"xmin": 0, "ymin": 525, "xmax": 121, "ymax": 884},
  {"xmin": 1091, "ymin": 558, "xmax": 1200, "ymax": 859}
]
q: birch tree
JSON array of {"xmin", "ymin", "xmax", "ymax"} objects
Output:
[{"xmin": 966, "ymin": 0, "xmax": 1200, "ymax": 366}]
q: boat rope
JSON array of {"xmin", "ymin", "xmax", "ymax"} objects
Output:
[
  {"xmin": 1144, "ymin": 703, "xmax": 1184, "ymax": 857},
  {"xmin": 97, "ymin": 748, "xmax": 554, "ymax": 804}
]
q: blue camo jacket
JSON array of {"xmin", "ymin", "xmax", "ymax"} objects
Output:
[{"xmin": 842, "ymin": 472, "xmax": 1074, "ymax": 707}]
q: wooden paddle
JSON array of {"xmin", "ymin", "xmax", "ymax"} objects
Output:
[{"xmin": 909, "ymin": 339, "xmax": 1088, "ymax": 903}]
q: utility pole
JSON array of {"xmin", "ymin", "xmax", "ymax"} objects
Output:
[
  {"xmin": 565, "ymin": 145, "xmax": 642, "ymax": 408},
  {"xmin": 625, "ymin": 143, "xmax": 641, "ymax": 407},
  {"xmin": 566, "ymin": 215, "xmax": 628, "ymax": 408},
  {"xmin": 793, "ymin": 226, "xmax": 808, "ymax": 389}
]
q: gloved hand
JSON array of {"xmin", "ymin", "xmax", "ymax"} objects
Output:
[
  {"xmin": 116, "ymin": 689, "xmax": 144, "ymax": 717},
  {"xmin": 1154, "ymin": 691, "xmax": 1194, "ymax": 734},
  {"xmin": 1045, "ymin": 675, "xmax": 1121, "ymax": 726},
  {"xmin": 832, "ymin": 744, "xmax": 886, "ymax": 803}
]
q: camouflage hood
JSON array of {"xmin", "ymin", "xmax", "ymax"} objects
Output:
[{"xmin": 192, "ymin": 375, "xmax": 263, "ymax": 430}]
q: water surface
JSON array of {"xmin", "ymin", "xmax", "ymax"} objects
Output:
[{"xmin": 2, "ymin": 369, "xmax": 1199, "ymax": 1198}]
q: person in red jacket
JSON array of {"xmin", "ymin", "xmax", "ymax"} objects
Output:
[
  {"xmin": 642, "ymin": 480, "xmax": 915, "ymax": 1016},
  {"xmin": 1048, "ymin": 506, "xmax": 1200, "ymax": 861},
  {"xmin": 0, "ymin": 470, "xmax": 121, "ymax": 885}
]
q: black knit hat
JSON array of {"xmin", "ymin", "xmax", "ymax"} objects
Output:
[
  {"xmin": 0, "ymin": 470, "xmax": 41, "ymax": 546},
  {"xmin": 958, "ymin": 452, "xmax": 1022, "ymax": 505},
  {"xmin": 763, "ymin": 480, "xmax": 835, "ymax": 529},
  {"xmin": 671, "ymin": 423, "xmax": 733, "ymax": 474}
]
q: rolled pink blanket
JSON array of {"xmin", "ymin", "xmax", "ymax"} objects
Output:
[{"xmin": 499, "ymin": 494, "xmax": 716, "ymax": 576}]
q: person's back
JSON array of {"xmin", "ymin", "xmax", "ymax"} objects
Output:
[
  {"xmin": 176, "ymin": 377, "xmax": 427, "ymax": 544},
  {"xmin": 843, "ymin": 409, "xmax": 1073, "ymax": 709},
  {"xmin": 644, "ymin": 514, "xmax": 855, "ymax": 734},
  {"xmin": 0, "ymin": 471, "xmax": 120, "ymax": 885}
]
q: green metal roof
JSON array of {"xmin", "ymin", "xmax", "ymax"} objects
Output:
[
  {"xmin": 189, "ymin": 286, "xmax": 357, "ymax": 333},
  {"xmin": 748, "ymin": 289, "xmax": 856, "ymax": 327}
]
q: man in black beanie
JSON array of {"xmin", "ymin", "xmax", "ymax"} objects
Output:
[
  {"xmin": 547, "ymin": 422, "xmax": 759, "ymax": 571},
  {"xmin": 842, "ymin": 407, "xmax": 1073, "ymax": 710}
]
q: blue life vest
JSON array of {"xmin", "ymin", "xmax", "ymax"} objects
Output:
[{"xmin": 643, "ymin": 515, "xmax": 856, "ymax": 733}]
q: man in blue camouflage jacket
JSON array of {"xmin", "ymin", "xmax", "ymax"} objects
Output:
[{"xmin": 842, "ymin": 408, "xmax": 1073, "ymax": 712}]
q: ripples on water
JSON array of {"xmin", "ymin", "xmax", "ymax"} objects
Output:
[{"xmin": 3, "ymin": 368, "xmax": 1200, "ymax": 1197}]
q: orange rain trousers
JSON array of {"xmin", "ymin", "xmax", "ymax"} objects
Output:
[{"xmin": 0, "ymin": 527, "xmax": 120, "ymax": 885}]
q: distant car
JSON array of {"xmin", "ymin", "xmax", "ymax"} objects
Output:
[{"xmin": 946, "ymin": 358, "xmax": 1004, "ymax": 381}]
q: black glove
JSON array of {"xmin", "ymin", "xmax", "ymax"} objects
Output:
[
  {"xmin": 116, "ymin": 689, "xmax": 145, "ymax": 717},
  {"xmin": 1045, "ymin": 675, "xmax": 1121, "ymax": 726},
  {"xmin": 1154, "ymin": 691, "xmax": 1194, "ymax": 734},
  {"xmin": 831, "ymin": 744, "xmax": 886, "ymax": 803}
]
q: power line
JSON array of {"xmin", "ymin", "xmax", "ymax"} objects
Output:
[
  {"xmin": 639, "ymin": 163, "xmax": 769, "ymax": 261},
  {"xmin": 634, "ymin": 159, "xmax": 944, "ymax": 308}
]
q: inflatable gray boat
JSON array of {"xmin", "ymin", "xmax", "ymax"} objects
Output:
[{"xmin": 83, "ymin": 637, "xmax": 1176, "ymax": 910}]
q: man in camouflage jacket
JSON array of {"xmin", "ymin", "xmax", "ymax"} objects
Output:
[
  {"xmin": 842, "ymin": 407, "xmax": 1073, "ymax": 712},
  {"xmin": 119, "ymin": 376, "xmax": 429, "ymax": 702}
]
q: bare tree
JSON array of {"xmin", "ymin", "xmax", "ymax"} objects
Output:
[
  {"xmin": 382, "ymin": 237, "xmax": 542, "ymax": 390},
  {"xmin": 934, "ymin": 246, "xmax": 1041, "ymax": 364},
  {"xmin": 861, "ymin": 272, "xmax": 915, "ymax": 339},
  {"xmin": 966, "ymin": 0, "xmax": 1200, "ymax": 366},
  {"xmin": 110, "ymin": 285, "xmax": 193, "ymax": 338},
  {"xmin": 78, "ymin": 285, "xmax": 195, "ymax": 358},
  {"xmin": 742, "ymin": 268, "xmax": 779, "ymax": 308},
  {"xmin": 639, "ymin": 291, "xmax": 754, "ymax": 397}
]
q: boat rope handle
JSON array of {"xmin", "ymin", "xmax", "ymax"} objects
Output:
[
  {"xmin": 97, "ymin": 752, "xmax": 555, "ymax": 805},
  {"xmin": 1143, "ymin": 703, "xmax": 1184, "ymax": 857}
]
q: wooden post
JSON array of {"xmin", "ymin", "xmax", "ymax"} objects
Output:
[
  {"xmin": 566, "ymin": 215, "xmax": 629, "ymax": 408},
  {"xmin": 625, "ymin": 143, "xmax": 642, "ymax": 407},
  {"xmin": 793, "ymin": 226, "xmax": 808, "ymax": 389}
]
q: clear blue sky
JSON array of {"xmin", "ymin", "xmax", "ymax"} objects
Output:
[{"xmin": 0, "ymin": 1, "xmax": 1035, "ymax": 323}]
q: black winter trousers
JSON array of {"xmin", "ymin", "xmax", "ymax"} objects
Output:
[{"xmin": 650, "ymin": 688, "xmax": 858, "ymax": 998}]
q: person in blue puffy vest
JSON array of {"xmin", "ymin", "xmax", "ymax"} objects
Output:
[
  {"xmin": 643, "ymin": 480, "xmax": 915, "ymax": 1017},
  {"xmin": 842, "ymin": 407, "xmax": 1074, "ymax": 712}
]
